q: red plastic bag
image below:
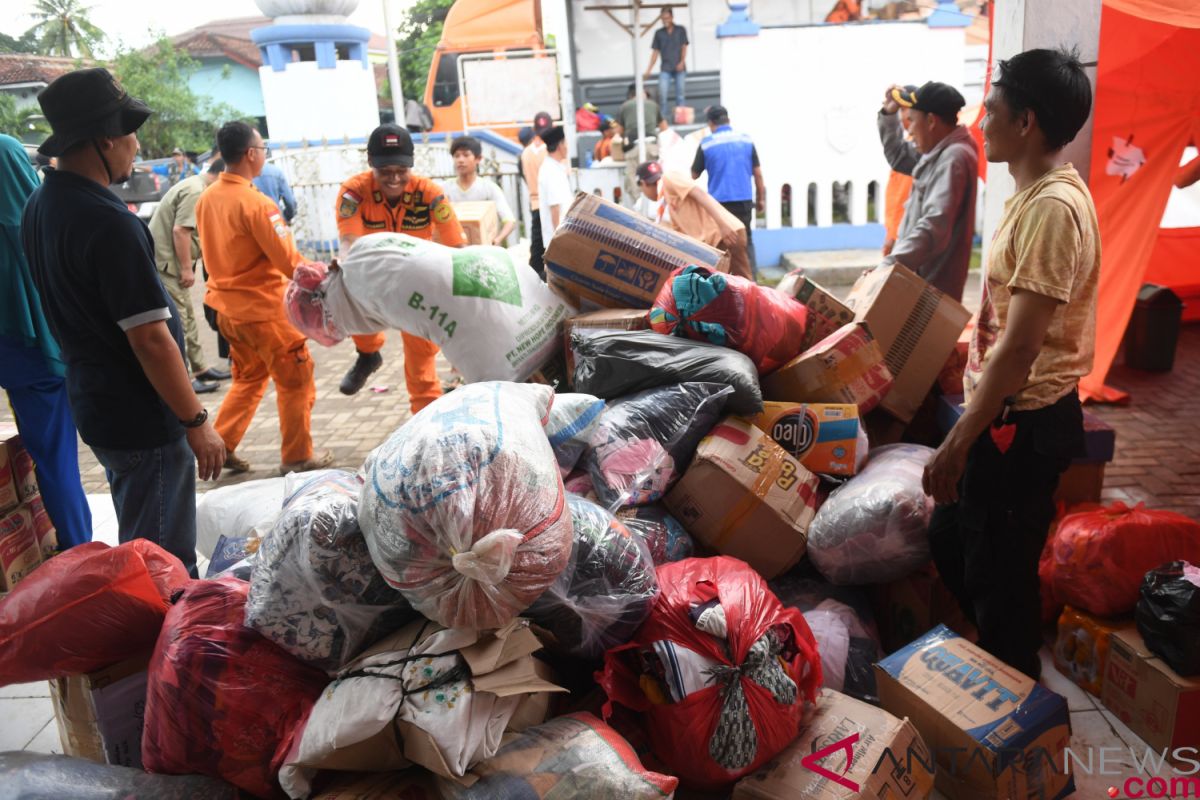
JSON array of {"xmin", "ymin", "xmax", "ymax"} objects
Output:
[
  {"xmin": 597, "ymin": 556, "xmax": 821, "ymax": 790},
  {"xmin": 1040, "ymin": 502, "xmax": 1200, "ymax": 618},
  {"xmin": 142, "ymin": 578, "xmax": 327, "ymax": 799},
  {"xmin": 0, "ymin": 540, "xmax": 188, "ymax": 686},
  {"xmin": 649, "ymin": 265, "xmax": 809, "ymax": 374}
]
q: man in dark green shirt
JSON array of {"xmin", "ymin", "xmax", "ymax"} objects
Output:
[{"xmin": 617, "ymin": 82, "xmax": 666, "ymax": 205}]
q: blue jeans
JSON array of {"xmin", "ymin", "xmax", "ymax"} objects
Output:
[
  {"xmin": 92, "ymin": 435, "xmax": 198, "ymax": 577},
  {"xmin": 659, "ymin": 70, "xmax": 685, "ymax": 111},
  {"xmin": 0, "ymin": 335, "xmax": 92, "ymax": 549}
]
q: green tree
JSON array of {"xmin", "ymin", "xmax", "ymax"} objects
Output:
[
  {"xmin": 395, "ymin": 0, "xmax": 456, "ymax": 106},
  {"xmin": 0, "ymin": 30, "xmax": 40, "ymax": 54},
  {"xmin": 24, "ymin": 0, "xmax": 105, "ymax": 58},
  {"xmin": 107, "ymin": 38, "xmax": 244, "ymax": 158},
  {"xmin": 0, "ymin": 94, "xmax": 49, "ymax": 141}
]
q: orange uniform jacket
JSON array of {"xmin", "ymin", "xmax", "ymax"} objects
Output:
[
  {"xmin": 197, "ymin": 172, "xmax": 303, "ymax": 321},
  {"xmin": 336, "ymin": 171, "xmax": 465, "ymax": 245}
]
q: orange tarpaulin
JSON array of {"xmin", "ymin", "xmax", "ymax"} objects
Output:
[
  {"xmin": 1079, "ymin": 1, "xmax": 1200, "ymax": 402},
  {"xmin": 1145, "ymin": 227, "xmax": 1200, "ymax": 322}
]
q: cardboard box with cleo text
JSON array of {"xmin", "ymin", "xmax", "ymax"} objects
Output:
[
  {"xmin": 876, "ymin": 625, "xmax": 1074, "ymax": 800},
  {"xmin": 742, "ymin": 402, "xmax": 863, "ymax": 477},
  {"xmin": 544, "ymin": 192, "xmax": 729, "ymax": 310},
  {"xmin": 665, "ymin": 417, "xmax": 821, "ymax": 579}
]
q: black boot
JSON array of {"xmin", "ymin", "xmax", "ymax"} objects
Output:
[{"xmin": 339, "ymin": 350, "xmax": 383, "ymax": 395}]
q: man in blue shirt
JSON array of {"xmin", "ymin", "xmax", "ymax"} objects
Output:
[
  {"xmin": 644, "ymin": 7, "xmax": 689, "ymax": 116},
  {"xmin": 692, "ymin": 106, "xmax": 765, "ymax": 276},
  {"xmin": 254, "ymin": 160, "xmax": 298, "ymax": 223}
]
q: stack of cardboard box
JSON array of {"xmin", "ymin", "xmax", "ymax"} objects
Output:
[{"xmin": 0, "ymin": 427, "xmax": 55, "ymax": 592}]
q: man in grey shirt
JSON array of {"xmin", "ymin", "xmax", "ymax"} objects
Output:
[{"xmin": 878, "ymin": 81, "xmax": 978, "ymax": 301}]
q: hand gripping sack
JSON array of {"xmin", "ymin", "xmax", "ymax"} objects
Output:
[
  {"xmin": 142, "ymin": 577, "xmax": 328, "ymax": 799},
  {"xmin": 807, "ymin": 444, "xmax": 935, "ymax": 585},
  {"xmin": 1044, "ymin": 502, "xmax": 1200, "ymax": 617},
  {"xmin": 1136, "ymin": 561, "xmax": 1200, "ymax": 675},
  {"xmin": 284, "ymin": 261, "xmax": 344, "ymax": 347},
  {"xmin": 598, "ymin": 556, "xmax": 822, "ymax": 790},
  {"xmin": 0, "ymin": 540, "xmax": 188, "ymax": 686},
  {"xmin": 583, "ymin": 382, "xmax": 733, "ymax": 509},
  {"xmin": 525, "ymin": 495, "xmax": 659, "ymax": 659},
  {"xmin": 358, "ymin": 382, "xmax": 573, "ymax": 630},
  {"xmin": 330, "ymin": 233, "xmax": 575, "ymax": 382},
  {"xmin": 649, "ymin": 265, "xmax": 809, "ymax": 374},
  {"xmin": 245, "ymin": 470, "xmax": 417, "ymax": 672},
  {"xmin": 571, "ymin": 328, "xmax": 764, "ymax": 416}
]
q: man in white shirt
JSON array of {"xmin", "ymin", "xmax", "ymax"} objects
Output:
[
  {"xmin": 442, "ymin": 135, "xmax": 516, "ymax": 245},
  {"xmin": 536, "ymin": 125, "xmax": 573, "ymax": 242}
]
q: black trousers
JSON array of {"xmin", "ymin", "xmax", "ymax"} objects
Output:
[
  {"xmin": 929, "ymin": 390, "xmax": 1083, "ymax": 679},
  {"xmin": 720, "ymin": 200, "xmax": 757, "ymax": 275},
  {"xmin": 529, "ymin": 212, "xmax": 546, "ymax": 279}
]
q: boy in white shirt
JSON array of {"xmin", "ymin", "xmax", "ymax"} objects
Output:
[
  {"xmin": 536, "ymin": 125, "xmax": 573, "ymax": 242},
  {"xmin": 442, "ymin": 135, "xmax": 516, "ymax": 245}
]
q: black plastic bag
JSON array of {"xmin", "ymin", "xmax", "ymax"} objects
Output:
[
  {"xmin": 571, "ymin": 329, "xmax": 763, "ymax": 415},
  {"xmin": 0, "ymin": 752, "xmax": 239, "ymax": 800},
  {"xmin": 1136, "ymin": 560, "xmax": 1200, "ymax": 676}
]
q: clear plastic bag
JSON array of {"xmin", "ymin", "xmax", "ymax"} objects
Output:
[
  {"xmin": 245, "ymin": 470, "xmax": 417, "ymax": 672},
  {"xmin": 0, "ymin": 751, "xmax": 239, "ymax": 800},
  {"xmin": 358, "ymin": 382, "xmax": 573, "ymax": 630},
  {"xmin": 583, "ymin": 382, "xmax": 732, "ymax": 510},
  {"xmin": 617, "ymin": 504, "xmax": 695, "ymax": 565},
  {"xmin": 545, "ymin": 393, "xmax": 606, "ymax": 476},
  {"xmin": 525, "ymin": 495, "xmax": 659, "ymax": 659},
  {"xmin": 807, "ymin": 444, "xmax": 936, "ymax": 585},
  {"xmin": 572, "ymin": 329, "xmax": 763, "ymax": 416}
]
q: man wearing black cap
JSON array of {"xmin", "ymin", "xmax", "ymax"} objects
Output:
[
  {"xmin": 692, "ymin": 105, "xmax": 764, "ymax": 275},
  {"xmin": 21, "ymin": 68, "xmax": 226, "ymax": 576},
  {"xmin": 878, "ymin": 80, "xmax": 979, "ymax": 301},
  {"xmin": 520, "ymin": 110, "xmax": 554, "ymax": 277},
  {"xmin": 334, "ymin": 123, "xmax": 465, "ymax": 413}
]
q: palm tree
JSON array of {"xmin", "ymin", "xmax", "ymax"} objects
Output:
[
  {"xmin": 24, "ymin": 0, "xmax": 105, "ymax": 59},
  {"xmin": 0, "ymin": 95, "xmax": 49, "ymax": 141}
]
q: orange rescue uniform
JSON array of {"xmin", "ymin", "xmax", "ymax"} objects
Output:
[
  {"xmin": 196, "ymin": 172, "xmax": 316, "ymax": 464},
  {"xmin": 335, "ymin": 171, "xmax": 465, "ymax": 414},
  {"xmin": 884, "ymin": 169, "xmax": 914, "ymax": 245}
]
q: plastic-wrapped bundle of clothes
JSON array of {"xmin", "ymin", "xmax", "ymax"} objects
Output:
[
  {"xmin": 358, "ymin": 382, "xmax": 573, "ymax": 630},
  {"xmin": 545, "ymin": 393, "xmax": 606, "ymax": 476},
  {"xmin": 439, "ymin": 712, "xmax": 679, "ymax": 800},
  {"xmin": 524, "ymin": 495, "xmax": 659, "ymax": 660},
  {"xmin": 583, "ymin": 382, "xmax": 732, "ymax": 509},
  {"xmin": 599, "ymin": 557, "xmax": 822, "ymax": 790},
  {"xmin": 244, "ymin": 470, "xmax": 417, "ymax": 672},
  {"xmin": 617, "ymin": 505, "xmax": 695, "ymax": 565},
  {"xmin": 0, "ymin": 752, "xmax": 240, "ymax": 799},
  {"xmin": 142, "ymin": 578, "xmax": 328, "ymax": 799},
  {"xmin": 806, "ymin": 444, "xmax": 936, "ymax": 585}
]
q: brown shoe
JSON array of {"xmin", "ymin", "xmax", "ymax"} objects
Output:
[
  {"xmin": 223, "ymin": 451, "xmax": 252, "ymax": 474},
  {"xmin": 280, "ymin": 449, "xmax": 334, "ymax": 475}
]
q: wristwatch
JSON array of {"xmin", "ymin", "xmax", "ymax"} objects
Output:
[{"xmin": 180, "ymin": 409, "xmax": 208, "ymax": 428}]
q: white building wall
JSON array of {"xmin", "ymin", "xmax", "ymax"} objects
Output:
[
  {"xmin": 720, "ymin": 22, "xmax": 965, "ymax": 230},
  {"xmin": 258, "ymin": 60, "xmax": 381, "ymax": 143}
]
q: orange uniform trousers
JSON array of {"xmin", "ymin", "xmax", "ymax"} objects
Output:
[
  {"xmin": 216, "ymin": 315, "xmax": 316, "ymax": 464},
  {"xmin": 351, "ymin": 331, "xmax": 442, "ymax": 414}
]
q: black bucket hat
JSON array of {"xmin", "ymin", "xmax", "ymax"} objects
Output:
[{"xmin": 37, "ymin": 68, "xmax": 152, "ymax": 157}]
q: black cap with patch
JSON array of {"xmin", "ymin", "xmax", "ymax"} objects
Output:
[
  {"xmin": 367, "ymin": 124, "xmax": 414, "ymax": 168},
  {"xmin": 893, "ymin": 81, "xmax": 966, "ymax": 119},
  {"xmin": 636, "ymin": 160, "xmax": 663, "ymax": 183},
  {"xmin": 533, "ymin": 110, "xmax": 555, "ymax": 132}
]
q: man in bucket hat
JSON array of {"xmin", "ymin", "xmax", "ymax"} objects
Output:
[{"xmin": 21, "ymin": 68, "xmax": 225, "ymax": 576}]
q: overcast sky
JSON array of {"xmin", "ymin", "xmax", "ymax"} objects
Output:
[{"xmin": 3, "ymin": 0, "xmax": 414, "ymax": 55}]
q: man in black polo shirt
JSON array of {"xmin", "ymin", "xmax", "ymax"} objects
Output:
[{"xmin": 21, "ymin": 68, "xmax": 225, "ymax": 576}]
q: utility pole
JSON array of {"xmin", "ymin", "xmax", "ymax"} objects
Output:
[{"xmin": 382, "ymin": 0, "xmax": 405, "ymax": 126}]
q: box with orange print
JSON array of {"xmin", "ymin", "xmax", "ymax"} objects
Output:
[{"xmin": 665, "ymin": 417, "xmax": 822, "ymax": 579}]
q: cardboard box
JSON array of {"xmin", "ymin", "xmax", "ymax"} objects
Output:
[
  {"xmin": 937, "ymin": 318, "xmax": 975, "ymax": 395},
  {"xmin": 50, "ymin": 654, "xmax": 151, "ymax": 768},
  {"xmin": 544, "ymin": 192, "xmax": 730, "ymax": 309},
  {"xmin": 562, "ymin": 308, "xmax": 649, "ymax": 381},
  {"xmin": 762, "ymin": 323, "xmax": 894, "ymax": 415},
  {"xmin": 844, "ymin": 264, "xmax": 971, "ymax": 423},
  {"xmin": 1054, "ymin": 462, "xmax": 1106, "ymax": 505},
  {"xmin": 0, "ymin": 427, "xmax": 37, "ymax": 506},
  {"xmin": 665, "ymin": 417, "xmax": 821, "ymax": 579},
  {"xmin": 1054, "ymin": 606, "xmax": 1135, "ymax": 698},
  {"xmin": 776, "ymin": 272, "xmax": 856, "ymax": 352},
  {"xmin": 1101, "ymin": 627, "xmax": 1200, "ymax": 761},
  {"xmin": 870, "ymin": 561, "xmax": 976, "ymax": 658},
  {"xmin": 453, "ymin": 200, "xmax": 500, "ymax": 246},
  {"xmin": 733, "ymin": 688, "xmax": 935, "ymax": 800},
  {"xmin": 742, "ymin": 402, "xmax": 862, "ymax": 477},
  {"xmin": 310, "ymin": 771, "xmax": 440, "ymax": 799},
  {"xmin": 876, "ymin": 626, "xmax": 1075, "ymax": 800},
  {"xmin": 0, "ymin": 433, "xmax": 18, "ymax": 513},
  {"xmin": 24, "ymin": 494, "xmax": 58, "ymax": 558},
  {"xmin": 0, "ymin": 506, "xmax": 41, "ymax": 592}
]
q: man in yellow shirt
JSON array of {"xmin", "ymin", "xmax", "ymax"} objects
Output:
[{"xmin": 923, "ymin": 48, "xmax": 1100, "ymax": 679}]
